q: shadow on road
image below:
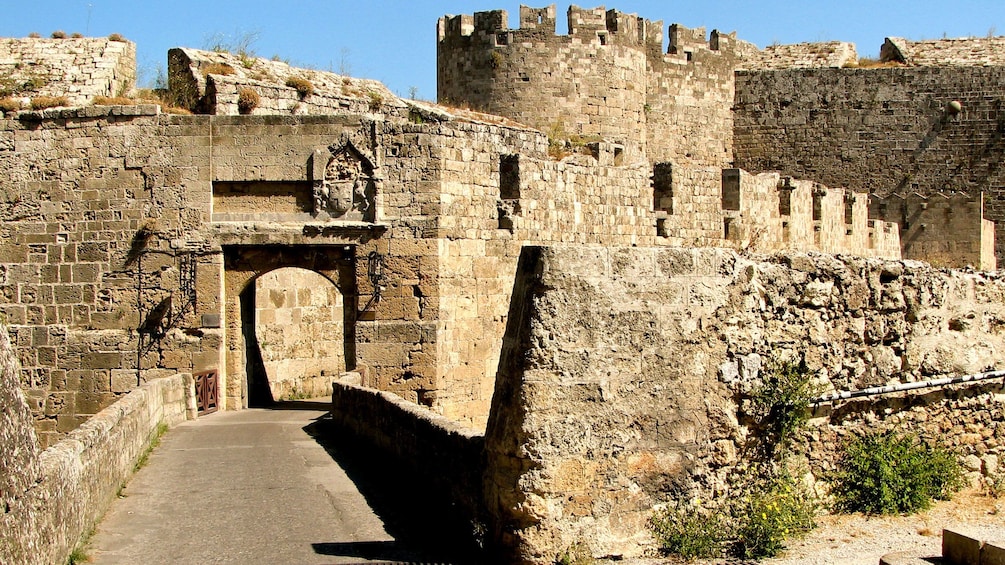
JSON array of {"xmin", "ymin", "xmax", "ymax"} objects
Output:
[
  {"xmin": 265, "ymin": 400, "xmax": 334, "ymax": 412},
  {"xmin": 304, "ymin": 414, "xmax": 486, "ymax": 565}
]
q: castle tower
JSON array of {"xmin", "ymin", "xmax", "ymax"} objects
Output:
[{"xmin": 437, "ymin": 5, "xmax": 651, "ymax": 162}]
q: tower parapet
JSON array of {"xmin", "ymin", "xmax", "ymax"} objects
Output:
[
  {"xmin": 438, "ymin": 5, "xmax": 654, "ymax": 162},
  {"xmin": 437, "ymin": 5, "xmax": 756, "ymax": 166}
]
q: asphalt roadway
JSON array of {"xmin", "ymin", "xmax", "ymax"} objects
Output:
[{"xmin": 88, "ymin": 401, "xmax": 471, "ymax": 564}]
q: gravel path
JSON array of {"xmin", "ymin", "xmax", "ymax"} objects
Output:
[
  {"xmin": 761, "ymin": 490, "xmax": 1005, "ymax": 565},
  {"xmin": 628, "ymin": 490, "xmax": 1005, "ymax": 564}
]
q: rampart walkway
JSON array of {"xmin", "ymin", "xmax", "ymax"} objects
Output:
[{"xmin": 87, "ymin": 402, "xmax": 449, "ymax": 564}]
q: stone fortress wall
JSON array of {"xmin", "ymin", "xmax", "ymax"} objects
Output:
[
  {"xmin": 0, "ymin": 37, "xmax": 135, "ymax": 106},
  {"xmin": 0, "ymin": 5, "xmax": 999, "ymax": 445},
  {"xmin": 2, "ymin": 5, "xmax": 1005, "ymax": 563},
  {"xmin": 733, "ymin": 39, "xmax": 1005, "ymax": 257},
  {"xmin": 482, "ymin": 245, "xmax": 1005, "ymax": 561}
]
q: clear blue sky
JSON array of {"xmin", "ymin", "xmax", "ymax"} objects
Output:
[{"xmin": 2, "ymin": 1, "xmax": 1003, "ymax": 100}]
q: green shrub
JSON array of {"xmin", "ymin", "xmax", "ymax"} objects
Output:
[
  {"xmin": 750, "ymin": 359, "xmax": 819, "ymax": 453},
  {"xmin": 733, "ymin": 473, "xmax": 816, "ymax": 559},
  {"xmin": 648, "ymin": 499, "xmax": 726, "ymax": 560},
  {"xmin": 50, "ymin": 30, "xmax": 67, "ymax": 39},
  {"xmin": 649, "ymin": 473, "xmax": 816, "ymax": 561},
  {"xmin": 285, "ymin": 76, "xmax": 314, "ymax": 99},
  {"xmin": 831, "ymin": 430, "xmax": 966, "ymax": 514},
  {"xmin": 237, "ymin": 88, "xmax": 259, "ymax": 114},
  {"xmin": 367, "ymin": 91, "xmax": 383, "ymax": 111}
]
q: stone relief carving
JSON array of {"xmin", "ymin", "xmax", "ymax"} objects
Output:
[{"xmin": 311, "ymin": 135, "xmax": 380, "ymax": 222}]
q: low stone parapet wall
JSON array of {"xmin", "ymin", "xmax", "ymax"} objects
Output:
[
  {"xmin": 328, "ymin": 378, "xmax": 485, "ymax": 530},
  {"xmin": 1, "ymin": 358, "xmax": 196, "ymax": 565}
]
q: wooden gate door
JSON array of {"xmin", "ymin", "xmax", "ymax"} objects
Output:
[{"xmin": 194, "ymin": 369, "xmax": 219, "ymax": 414}]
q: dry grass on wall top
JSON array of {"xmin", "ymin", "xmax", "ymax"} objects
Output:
[
  {"xmin": 30, "ymin": 96, "xmax": 69, "ymax": 110},
  {"xmin": 285, "ymin": 76, "xmax": 314, "ymax": 99},
  {"xmin": 237, "ymin": 88, "xmax": 259, "ymax": 114}
]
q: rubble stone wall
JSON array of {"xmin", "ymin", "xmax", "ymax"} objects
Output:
[
  {"xmin": 881, "ymin": 36, "xmax": 1005, "ymax": 66},
  {"xmin": 0, "ymin": 37, "xmax": 136, "ymax": 106},
  {"xmin": 483, "ymin": 245, "xmax": 1005, "ymax": 562},
  {"xmin": 738, "ymin": 41, "xmax": 858, "ymax": 70},
  {"xmin": 0, "ymin": 318, "xmax": 192, "ymax": 565},
  {"xmin": 733, "ymin": 65, "xmax": 1005, "ymax": 258}
]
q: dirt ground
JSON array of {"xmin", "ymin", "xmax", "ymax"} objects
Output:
[{"xmin": 630, "ymin": 489, "xmax": 1005, "ymax": 564}]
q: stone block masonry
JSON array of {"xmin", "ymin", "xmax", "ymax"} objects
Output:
[
  {"xmin": 734, "ymin": 64, "xmax": 1005, "ymax": 258},
  {"xmin": 0, "ymin": 37, "xmax": 136, "ymax": 106},
  {"xmin": 482, "ymin": 245, "xmax": 1005, "ymax": 562},
  {"xmin": 0, "ymin": 321, "xmax": 195, "ymax": 565}
]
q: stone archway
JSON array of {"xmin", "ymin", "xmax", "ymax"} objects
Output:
[
  {"xmin": 223, "ymin": 246, "xmax": 356, "ymax": 410},
  {"xmin": 248, "ymin": 267, "xmax": 347, "ymax": 404}
]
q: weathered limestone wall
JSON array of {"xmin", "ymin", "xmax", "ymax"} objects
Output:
[
  {"xmin": 167, "ymin": 48, "xmax": 402, "ymax": 117},
  {"xmin": 328, "ymin": 378, "xmax": 485, "ymax": 530},
  {"xmin": 254, "ymin": 268, "xmax": 344, "ymax": 400},
  {"xmin": 881, "ymin": 36, "xmax": 1005, "ymax": 66},
  {"xmin": 483, "ymin": 245, "xmax": 1005, "ymax": 562},
  {"xmin": 871, "ymin": 192, "xmax": 996, "ymax": 270},
  {"xmin": 0, "ymin": 37, "xmax": 136, "ymax": 106},
  {"xmin": 738, "ymin": 41, "xmax": 858, "ymax": 70},
  {"xmin": 645, "ymin": 26, "xmax": 750, "ymax": 168},
  {"xmin": 0, "ymin": 325, "xmax": 40, "ymax": 558},
  {"xmin": 733, "ymin": 65, "xmax": 1005, "ymax": 258},
  {"xmin": 721, "ymin": 170, "xmax": 902, "ymax": 258},
  {"xmin": 0, "ymin": 106, "xmax": 223, "ymax": 446},
  {"xmin": 0, "ymin": 321, "xmax": 193, "ymax": 565}
]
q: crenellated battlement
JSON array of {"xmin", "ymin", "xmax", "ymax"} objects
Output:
[
  {"xmin": 437, "ymin": 5, "xmax": 745, "ymax": 54},
  {"xmin": 437, "ymin": 5, "xmax": 756, "ymax": 166}
]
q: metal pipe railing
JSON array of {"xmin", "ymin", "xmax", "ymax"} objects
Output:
[{"xmin": 811, "ymin": 369, "xmax": 1005, "ymax": 404}]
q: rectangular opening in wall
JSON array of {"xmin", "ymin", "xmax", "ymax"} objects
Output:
[
  {"xmin": 844, "ymin": 193, "xmax": 855, "ymax": 225},
  {"xmin": 212, "ymin": 181, "xmax": 313, "ymax": 220},
  {"xmin": 652, "ymin": 162, "xmax": 673, "ymax": 214},
  {"xmin": 598, "ymin": 32, "xmax": 608, "ymax": 45},
  {"xmin": 782, "ymin": 221, "xmax": 790, "ymax": 243},
  {"xmin": 499, "ymin": 154, "xmax": 521, "ymax": 200},
  {"xmin": 812, "ymin": 188, "xmax": 824, "ymax": 222},
  {"xmin": 721, "ymin": 169, "xmax": 741, "ymax": 211},
  {"xmin": 775, "ymin": 183, "xmax": 791, "ymax": 214}
]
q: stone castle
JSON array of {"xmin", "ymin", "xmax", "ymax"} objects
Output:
[{"xmin": 3, "ymin": 4, "xmax": 1005, "ymax": 563}]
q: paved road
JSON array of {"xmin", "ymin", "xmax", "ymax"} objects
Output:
[{"xmin": 88, "ymin": 401, "xmax": 455, "ymax": 564}]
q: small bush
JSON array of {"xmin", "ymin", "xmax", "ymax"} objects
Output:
[
  {"xmin": 30, "ymin": 96, "xmax": 69, "ymax": 110},
  {"xmin": 202, "ymin": 63, "xmax": 235, "ymax": 77},
  {"xmin": 555, "ymin": 542, "xmax": 595, "ymax": 565},
  {"xmin": 237, "ymin": 88, "xmax": 259, "ymax": 114},
  {"xmin": 750, "ymin": 359, "xmax": 819, "ymax": 453},
  {"xmin": 0, "ymin": 97, "xmax": 22, "ymax": 113},
  {"xmin": 733, "ymin": 473, "xmax": 816, "ymax": 559},
  {"xmin": 649, "ymin": 499, "xmax": 726, "ymax": 560},
  {"xmin": 831, "ymin": 430, "xmax": 966, "ymax": 515},
  {"xmin": 108, "ymin": 33, "xmax": 126, "ymax": 42},
  {"xmin": 70, "ymin": 32, "xmax": 83, "ymax": 39},
  {"xmin": 368, "ymin": 91, "xmax": 382, "ymax": 111},
  {"xmin": 285, "ymin": 76, "xmax": 314, "ymax": 99},
  {"xmin": 28, "ymin": 32, "xmax": 41, "ymax": 38},
  {"xmin": 50, "ymin": 30, "xmax": 67, "ymax": 39}
]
